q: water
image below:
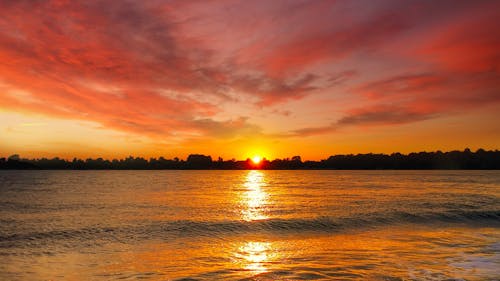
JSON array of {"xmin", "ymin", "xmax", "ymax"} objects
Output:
[{"xmin": 0, "ymin": 170, "xmax": 499, "ymax": 280}]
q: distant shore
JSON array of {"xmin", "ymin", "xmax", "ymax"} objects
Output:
[{"xmin": 1, "ymin": 149, "xmax": 499, "ymax": 170}]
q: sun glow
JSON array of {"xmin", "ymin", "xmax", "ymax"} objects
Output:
[{"xmin": 252, "ymin": 156, "xmax": 262, "ymax": 164}]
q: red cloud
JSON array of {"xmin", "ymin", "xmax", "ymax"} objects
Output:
[
  {"xmin": 354, "ymin": 74, "xmax": 446, "ymax": 100},
  {"xmin": 256, "ymin": 12, "xmax": 408, "ymax": 76},
  {"xmin": 0, "ymin": 0, "xmax": 498, "ymax": 140},
  {"xmin": 415, "ymin": 3, "xmax": 500, "ymax": 74}
]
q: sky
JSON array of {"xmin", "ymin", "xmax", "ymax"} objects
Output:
[{"xmin": 1, "ymin": 0, "xmax": 499, "ymax": 160}]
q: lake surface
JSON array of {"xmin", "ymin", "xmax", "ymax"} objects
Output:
[{"xmin": 0, "ymin": 170, "xmax": 499, "ymax": 280}]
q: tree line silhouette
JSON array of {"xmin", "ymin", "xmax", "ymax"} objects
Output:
[{"xmin": 1, "ymin": 149, "xmax": 499, "ymax": 170}]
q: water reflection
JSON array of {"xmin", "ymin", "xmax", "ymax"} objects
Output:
[
  {"xmin": 236, "ymin": 241, "xmax": 271, "ymax": 273},
  {"xmin": 241, "ymin": 170, "xmax": 268, "ymax": 221},
  {"xmin": 234, "ymin": 171, "xmax": 275, "ymax": 276}
]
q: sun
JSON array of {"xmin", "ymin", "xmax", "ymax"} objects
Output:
[{"xmin": 252, "ymin": 155, "xmax": 262, "ymax": 164}]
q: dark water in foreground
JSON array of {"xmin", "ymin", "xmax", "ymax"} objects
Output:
[{"xmin": 0, "ymin": 170, "xmax": 499, "ymax": 280}]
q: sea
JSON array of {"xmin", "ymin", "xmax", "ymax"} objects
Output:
[{"xmin": 0, "ymin": 170, "xmax": 499, "ymax": 280}]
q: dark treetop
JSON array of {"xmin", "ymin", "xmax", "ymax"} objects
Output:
[{"xmin": 1, "ymin": 149, "xmax": 499, "ymax": 170}]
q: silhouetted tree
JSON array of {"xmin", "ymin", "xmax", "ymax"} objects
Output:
[
  {"xmin": 1, "ymin": 149, "xmax": 499, "ymax": 170},
  {"xmin": 186, "ymin": 154, "xmax": 212, "ymax": 169}
]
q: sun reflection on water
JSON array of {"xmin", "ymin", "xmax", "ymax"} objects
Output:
[
  {"xmin": 241, "ymin": 170, "xmax": 268, "ymax": 221},
  {"xmin": 236, "ymin": 241, "xmax": 272, "ymax": 273},
  {"xmin": 233, "ymin": 171, "xmax": 277, "ymax": 276}
]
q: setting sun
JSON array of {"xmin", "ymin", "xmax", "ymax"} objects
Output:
[{"xmin": 252, "ymin": 156, "xmax": 262, "ymax": 164}]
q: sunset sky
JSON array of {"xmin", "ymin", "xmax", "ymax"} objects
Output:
[{"xmin": 1, "ymin": 0, "xmax": 499, "ymax": 160}]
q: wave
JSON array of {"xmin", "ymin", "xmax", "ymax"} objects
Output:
[
  {"xmin": 1, "ymin": 210, "xmax": 499, "ymax": 246},
  {"xmin": 152, "ymin": 210, "xmax": 500, "ymax": 234}
]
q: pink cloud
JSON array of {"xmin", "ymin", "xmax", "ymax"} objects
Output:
[
  {"xmin": 414, "ymin": 2, "xmax": 500, "ymax": 74},
  {"xmin": 0, "ymin": 0, "xmax": 498, "ymax": 141}
]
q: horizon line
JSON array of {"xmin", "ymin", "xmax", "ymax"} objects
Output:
[{"xmin": 3, "ymin": 148, "xmax": 498, "ymax": 162}]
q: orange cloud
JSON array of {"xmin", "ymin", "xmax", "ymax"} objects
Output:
[{"xmin": 0, "ymin": 0, "xmax": 498, "ymax": 153}]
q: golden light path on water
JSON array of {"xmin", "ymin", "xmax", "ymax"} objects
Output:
[
  {"xmin": 234, "ymin": 241, "xmax": 273, "ymax": 273},
  {"xmin": 241, "ymin": 170, "xmax": 268, "ymax": 221},
  {"xmin": 235, "ymin": 170, "xmax": 275, "ymax": 275}
]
